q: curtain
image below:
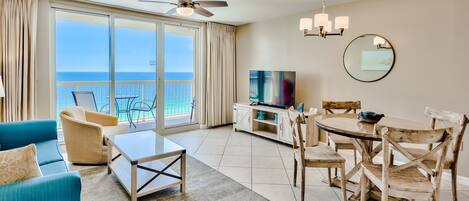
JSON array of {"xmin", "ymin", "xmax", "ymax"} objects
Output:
[
  {"xmin": 203, "ymin": 22, "xmax": 236, "ymax": 127},
  {"xmin": 0, "ymin": 0, "xmax": 37, "ymax": 122}
]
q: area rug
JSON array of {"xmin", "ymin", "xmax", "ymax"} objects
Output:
[{"xmin": 80, "ymin": 156, "xmax": 267, "ymax": 201}]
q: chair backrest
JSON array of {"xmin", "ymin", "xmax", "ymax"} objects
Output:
[
  {"xmin": 380, "ymin": 126, "xmax": 452, "ymax": 190},
  {"xmin": 288, "ymin": 107, "xmax": 305, "ymax": 159},
  {"xmin": 60, "ymin": 107, "xmax": 87, "ymax": 121},
  {"xmin": 322, "ymin": 100, "xmax": 361, "ymax": 114},
  {"xmin": 424, "ymin": 107, "xmax": 469, "ymax": 164},
  {"xmin": 287, "ymin": 107, "xmax": 318, "ymax": 161},
  {"xmin": 72, "ymin": 91, "xmax": 98, "ymax": 112}
]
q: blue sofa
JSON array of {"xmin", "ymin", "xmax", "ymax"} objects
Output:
[{"xmin": 0, "ymin": 120, "xmax": 81, "ymax": 201}]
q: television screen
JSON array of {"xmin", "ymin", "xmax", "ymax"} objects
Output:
[{"xmin": 249, "ymin": 70, "xmax": 296, "ymax": 108}]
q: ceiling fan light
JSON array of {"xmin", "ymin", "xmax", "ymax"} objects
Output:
[
  {"xmin": 334, "ymin": 16, "xmax": 349, "ymax": 29},
  {"xmin": 299, "ymin": 18, "xmax": 313, "ymax": 31},
  {"xmin": 176, "ymin": 7, "xmax": 194, "ymax": 16},
  {"xmin": 314, "ymin": 13, "xmax": 328, "ymax": 27}
]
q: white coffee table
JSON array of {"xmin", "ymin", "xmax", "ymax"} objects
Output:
[{"xmin": 107, "ymin": 131, "xmax": 186, "ymax": 201}]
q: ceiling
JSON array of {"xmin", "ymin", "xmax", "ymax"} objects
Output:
[{"xmin": 85, "ymin": 0, "xmax": 359, "ymax": 26}]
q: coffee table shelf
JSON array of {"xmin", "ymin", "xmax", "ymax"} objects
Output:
[
  {"xmin": 107, "ymin": 131, "xmax": 186, "ymax": 201},
  {"xmin": 110, "ymin": 157, "xmax": 182, "ymax": 198}
]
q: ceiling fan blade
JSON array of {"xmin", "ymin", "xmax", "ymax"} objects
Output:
[
  {"xmin": 166, "ymin": 7, "xmax": 177, "ymax": 15},
  {"xmin": 138, "ymin": 0, "xmax": 177, "ymax": 5},
  {"xmin": 193, "ymin": 5, "xmax": 214, "ymax": 17},
  {"xmin": 193, "ymin": 1, "xmax": 228, "ymax": 7}
]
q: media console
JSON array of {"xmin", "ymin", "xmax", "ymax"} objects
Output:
[{"xmin": 233, "ymin": 103, "xmax": 293, "ymax": 145}]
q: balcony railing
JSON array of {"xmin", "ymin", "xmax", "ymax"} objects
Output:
[{"xmin": 56, "ymin": 80, "xmax": 194, "ymax": 127}]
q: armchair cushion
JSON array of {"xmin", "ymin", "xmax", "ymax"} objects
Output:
[
  {"xmin": 85, "ymin": 111, "xmax": 118, "ymax": 126},
  {"xmin": 102, "ymin": 124, "xmax": 128, "ymax": 138},
  {"xmin": 40, "ymin": 161, "xmax": 68, "ymax": 176},
  {"xmin": 36, "ymin": 140, "xmax": 63, "ymax": 166}
]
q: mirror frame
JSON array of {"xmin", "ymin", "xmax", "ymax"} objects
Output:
[{"xmin": 343, "ymin": 34, "xmax": 396, "ymax": 83}]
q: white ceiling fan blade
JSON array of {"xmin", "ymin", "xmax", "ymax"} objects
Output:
[
  {"xmin": 193, "ymin": 5, "xmax": 214, "ymax": 17},
  {"xmin": 194, "ymin": 1, "xmax": 228, "ymax": 7}
]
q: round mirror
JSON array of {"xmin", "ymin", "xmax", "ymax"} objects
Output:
[{"xmin": 343, "ymin": 34, "xmax": 395, "ymax": 82}]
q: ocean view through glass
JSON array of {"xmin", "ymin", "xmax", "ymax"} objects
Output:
[{"xmin": 55, "ymin": 10, "xmax": 196, "ymax": 128}]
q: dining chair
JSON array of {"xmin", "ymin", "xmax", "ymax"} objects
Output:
[
  {"xmin": 322, "ymin": 100, "xmax": 361, "ymax": 179},
  {"xmin": 360, "ymin": 125, "xmax": 452, "ymax": 201},
  {"xmin": 288, "ymin": 107, "xmax": 347, "ymax": 201},
  {"xmin": 397, "ymin": 107, "xmax": 469, "ymax": 201}
]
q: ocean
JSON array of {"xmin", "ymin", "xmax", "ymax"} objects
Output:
[
  {"xmin": 56, "ymin": 72, "xmax": 194, "ymax": 125},
  {"xmin": 56, "ymin": 72, "xmax": 193, "ymax": 81}
]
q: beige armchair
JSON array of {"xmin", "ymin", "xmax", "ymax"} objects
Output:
[{"xmin": 60, "ymin": 107, "xmax": 128, "ymax": 164}]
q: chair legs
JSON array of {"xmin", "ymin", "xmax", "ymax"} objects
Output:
[
  {"xmin": 327, "ymin": 167, "xmax": 332, "ymax": 187},
  {"xmin": 301, "ymin": 166, "xmax": 306, "ymax": 201},
  {"xmin": 293, "ymin": 159, "xmax": 298, "ymax": 187},
  {"xmin": 360, "ymin": 168, "xmax": 368, "ymax": 201},
  {"xmin": 340, "ymin": 163, "xmax": 347, "ymax": 201},
  {"xmin": 334, "ymin": 146, "xmax": 338, "ymax": 177},
  {"xmin": 451, "ymin": 166, "xmax": 458, "ymax": 201},
  {"xmin": 353, "ymin": 150, "xmax": 357, "ymax": 165}
]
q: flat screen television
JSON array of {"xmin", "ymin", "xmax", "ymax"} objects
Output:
[{"xmin": 249, "ymin": 70, "xmax": 296, "ymax": 108}]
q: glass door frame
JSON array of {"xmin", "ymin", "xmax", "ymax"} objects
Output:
[
  {"xmin": 158, "ymin": 23, "xmax": 201, "ymax": 132},
  {"xmin": 51, "ymin": 4, "xmax": 203, "ymax": 134}
]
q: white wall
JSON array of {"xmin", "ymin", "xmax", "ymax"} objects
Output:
[{"xmin": 236, "ymin": 0, "xmax": 469, "ymax": 176}]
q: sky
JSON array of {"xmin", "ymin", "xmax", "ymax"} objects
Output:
[{"xmin": 56, "ymin": 20, "xmax": 194, "ymax": 73}]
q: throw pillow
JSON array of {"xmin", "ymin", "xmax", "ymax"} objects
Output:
[{"xmin": 0, "ymin": 144, "xmax": 42, "ymax": 185}]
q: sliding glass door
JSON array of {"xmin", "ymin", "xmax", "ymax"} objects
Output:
[
  {"xmin": 55, "ymin": 11, "xmax": 111, "ymax": 127},
  {"xmin": 163, "ymin": 25, "xmax": 197, "ymax": 128},
  {"xmin": 54, "ymin": 9, "xmax": 200, "ymax": 133},
  {"xmin": 114, "ymin": 18, "xmax": 157, "ymax": 129}
]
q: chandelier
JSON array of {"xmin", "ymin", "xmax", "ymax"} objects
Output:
[{"xmin": 299, "ymin": 0, "xmax": 349, "ymax": 38}]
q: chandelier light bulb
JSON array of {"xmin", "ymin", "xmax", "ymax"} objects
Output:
[{"xmin": 299, "ymin": 18, "xmax": 313, "ymax": 30}]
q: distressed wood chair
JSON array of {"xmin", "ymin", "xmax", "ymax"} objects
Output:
[
  {"xmin": 288, "ymin": 107, "xmax": 347, "ymax": 201},
  {"xmin": 398, "ymin": 107, "xmax": 469, "ymax": 201},
  {"xmin": 360, "ymin": 126, "xmax": 452, "ymax": 201},
  {"xmin": 322, "ymin": 100, "xmax": 361, "ymax": 179}
]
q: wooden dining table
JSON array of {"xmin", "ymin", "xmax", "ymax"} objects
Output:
[{"xmin": 314, "ymin": 113, "xmax": 431, "ymax": 200}]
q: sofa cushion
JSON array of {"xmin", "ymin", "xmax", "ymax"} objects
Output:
[
  {"xmin": 0, "ymin": 144, "xmax": 42, "ymax": 185},
  {"xmin": 40, "ymin": 161, "xmax": 68, "ymax": 176},
  {"xmin": 36, "ymin": 140, "xmax": 63, "ymax": 166}
]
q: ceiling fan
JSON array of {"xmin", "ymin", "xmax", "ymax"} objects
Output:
[{"xmin": 139, "ymin": 0, "xmax": 228, "ymax": 17}]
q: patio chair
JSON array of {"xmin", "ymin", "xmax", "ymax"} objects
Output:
[
  {"xmin": 190, "ymin": 97, "xmax": 196, "ymax": 122},
  {"xmin": 71, "ymin": 91, "xmax": 109, "ymax": 113},
  {"xmin": 131, "ymin": 95, "xmax": 156, "ymax": 123}
]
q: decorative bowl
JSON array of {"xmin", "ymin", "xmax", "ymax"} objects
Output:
[{"xmin": 358, "ymin": 111, "xmax": 384, "ymax": 124}]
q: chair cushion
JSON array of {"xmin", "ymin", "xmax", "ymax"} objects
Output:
[
  {"xmin": 295, "ymin": 144, "xmax": 345, "ymax": 166},
  {"xmin": 102, "ymin": 124, "xmax": 128, "ymax": 138},
  {"xmin": 36, "ymin": 140, "xmax": 63, "ymax": 166},
  {"xmin": 0, "ymin": 144, "xmax": 42, "ymax": 185},
  {"xmin": 362, "ymin": 163, "xmax": 433, "ymax": 193},
  {"xmin": 40, "ymin": 161, "xmax": 68, "ymax": 176},
  {"xmin": 403, "ymin": 147, "xmax": 453, "ymax": 168}
]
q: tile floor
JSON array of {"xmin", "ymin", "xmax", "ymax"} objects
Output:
[
  {"xmin": 165, "ymin": 125, "xmax": 469, "ymax": 201},
  {"xmin": 66, "ymin": 125, "xmax": 469, "ymax": 201}
]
